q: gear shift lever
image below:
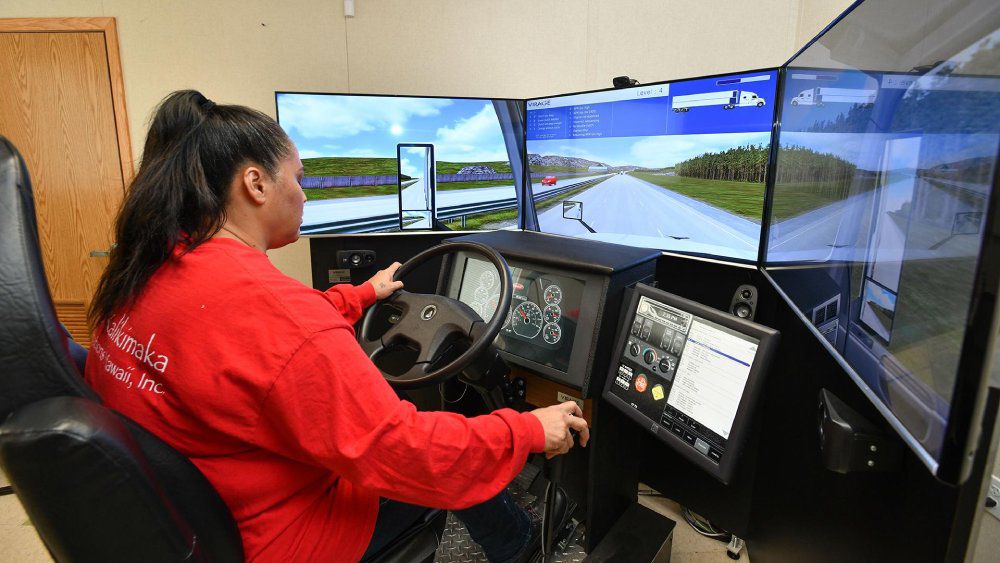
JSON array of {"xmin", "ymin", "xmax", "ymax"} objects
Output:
[
  {"xmin": 541, "ymin": 427, "xmax": 579, "ymax": 562},
  {"xmin": 541, "ymin": 455, "xmax": 564, "ymax": 561}
]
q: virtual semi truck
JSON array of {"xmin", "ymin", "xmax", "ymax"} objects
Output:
[
  {"xmin": 790, "ymin": 87, "xmax": 877, "ymax": 106},
  {"xmin": 671, "ymin": 90, "xmax": 766, "ymax": 112}
]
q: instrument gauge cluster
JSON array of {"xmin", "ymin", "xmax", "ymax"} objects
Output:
[
  {"xmin": 500, "ymin": 278, "xmax": 569, "ymax": 348},
  {"xmin": 456, "ymin": 256, "xmax": 586, "ymax": 373},
  {"xmin": 543, "ymin": 323, "xmax": 562, "ymax": 344}
]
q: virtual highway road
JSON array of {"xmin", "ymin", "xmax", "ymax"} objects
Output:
[{"xmin": 538, "ymin": 174, "xmax": 761, "ymax": 260}]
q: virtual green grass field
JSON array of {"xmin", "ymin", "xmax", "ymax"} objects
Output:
[
  {"xmin": 302, "ymin": 179, "xmax": 521, "ymax": 201},
  {"xmin": 631, "ymin": 172, "xmax": 862, "ymax": 222},
  {"xmin": 302, "ymin": 157, "xmax": 513, "ymax": 176},
  {"xmin": 631, "ymin": 172, "xmax": 765, "ymax": 221},
  {"xmin": 301, "ymin": 157, "xmax": 518, "ymax": 201}
]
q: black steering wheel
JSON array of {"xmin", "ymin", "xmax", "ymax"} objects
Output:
[{"xmin": 358, "ymin": 242, "xmax": 512, "ymax": 389}]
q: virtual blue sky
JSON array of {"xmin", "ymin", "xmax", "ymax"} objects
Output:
[
  {"xmin": 864, "ymin": 281, "xmax": 897, "ymax": 312},
  {"xmin": 277, "ymin": 94, "xmax": 511, "ymax": 163}
]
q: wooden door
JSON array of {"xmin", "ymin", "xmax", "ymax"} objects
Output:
[{"xmin": 0, "ymin": 18, "xmax": 133, "ymax": 347}]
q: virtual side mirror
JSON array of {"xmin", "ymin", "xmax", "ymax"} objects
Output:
[
  {"xmin": 398, "ymin": 143, "xmax": 437, "ymax": 231},
  {"xmin": 562, "ymin": 200, "xmax": 584, "ymax": 221},
  {"xmin": 562, "ymin": 200, "xmax": 596, "ymax": 233},
  {"xmin": 401, "ymin": 210, "xmax": 432, "ymax": 229}
]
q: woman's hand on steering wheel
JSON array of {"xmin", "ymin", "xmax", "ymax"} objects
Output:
[
  {"xmin": 358, "ymin": 242, "xmax": 512, "ymax": 389},
  {"xmin": 367, "ymin": 262, "xmax": 404, "ymax": 300}
]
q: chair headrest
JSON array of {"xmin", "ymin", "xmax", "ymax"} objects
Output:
[{"xmin": 0, "ymin": 136, "xmax": 98, "ymax": 420}]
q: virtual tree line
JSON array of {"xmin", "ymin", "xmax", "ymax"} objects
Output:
[
  {"xmin": 773, "ymin": 145, "xmax": 858, "ymax": 186},
  {"xmin": 675, "ymin": 144, "xmax": 770, "ymax": 183}
]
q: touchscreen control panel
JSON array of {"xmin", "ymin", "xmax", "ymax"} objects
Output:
[{"xmin": 604, "ymin": 284, "xmax": 778, "ymax": 483}]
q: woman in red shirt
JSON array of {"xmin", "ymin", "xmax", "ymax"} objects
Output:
[{"xmin": 84, "ymin": 90, "xmax": 588, "ymax": 562}]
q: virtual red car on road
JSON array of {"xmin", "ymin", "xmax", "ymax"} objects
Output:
[{"xmin": 541, "ymin": 176, "xmax": 557, "ymax": 186}]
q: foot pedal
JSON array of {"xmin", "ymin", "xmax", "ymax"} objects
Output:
[{"xmin": 556, "ymin": 518, "xmax": 582, "ymax": 552}]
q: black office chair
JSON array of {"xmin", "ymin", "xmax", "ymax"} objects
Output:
[{"xmin": 0, "ymin": 136, "xmax": 444, "ymax": 562}]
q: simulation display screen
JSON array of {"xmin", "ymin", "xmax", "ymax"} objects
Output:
[
  {"xmin": 607, "ymin": 296, "xmax": 760, "ymax": 466},
  {"xmin": 525, "ymin": 70, "xmax": 778, "ymax": 261},
  {"xmin": 765, "ymin": 54, "xmax": 999, "ymax": 466},
  {"xmin": 276, "ymin": 93, "xmax": 523, "ymax": 235},
  {"xmin": 457, "ymin": 257, "xmax": 583, "ymax": 373}
]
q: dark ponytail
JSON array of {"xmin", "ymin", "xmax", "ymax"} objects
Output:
[{"xmin": 89, "ymin": 90, "xmax": 291, "ymax": 328}]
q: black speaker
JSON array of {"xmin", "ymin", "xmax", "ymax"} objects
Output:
[
  {"xmin": 336, "ymin": 249, "xmax": 376, "ymax": 269},
  {"xmin": 729, "ymin": 284, "xmax": 757, "ymax": 320}
]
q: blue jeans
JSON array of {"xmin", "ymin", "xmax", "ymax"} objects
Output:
[{"xmin": 361, "ymin": 490, "xmax": 532, "ymax": 562}]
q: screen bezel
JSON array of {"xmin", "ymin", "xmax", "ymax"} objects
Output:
[
  {"xmin": 602, "ymin": 283, "xmax": 780, "ymax": 484},
  {"xmin": 522, "ymin": 67, "xmax": 780, "ymax": 265}
]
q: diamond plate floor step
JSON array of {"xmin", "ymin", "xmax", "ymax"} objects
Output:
[{"xmin": 434, "ymin": 475, "xmax": 587, "ymax": 563}]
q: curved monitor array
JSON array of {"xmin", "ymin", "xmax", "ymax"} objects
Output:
[{"xmin": 277, "ymin": 0, "xmax": 1000, "ymax": 480}]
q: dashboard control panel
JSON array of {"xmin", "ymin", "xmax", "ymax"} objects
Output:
[{"xmin": 441, "ymin": 230, "xmax": 660, "ymax": 395}]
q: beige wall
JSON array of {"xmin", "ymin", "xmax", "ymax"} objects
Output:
[
  {"xmin": 795, "ymin": 0, "xmax": 855, "ymax": 51},
  {"xmin": 1, "ymin": 0, "xmax": 851, "ymax": 284}
]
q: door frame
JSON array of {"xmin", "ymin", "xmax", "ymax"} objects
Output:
[{"xmin": 0, "ymin": 17, "xmax": 134, "ymax": 185}]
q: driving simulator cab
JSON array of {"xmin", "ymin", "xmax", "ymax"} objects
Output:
[
  {"xmin": 1, "ymin": 0, "xmax": 998, "ymax": 562},
  {"xmin": 296, "ymin": 0, "xmax": 1000, "ymax": 560}
]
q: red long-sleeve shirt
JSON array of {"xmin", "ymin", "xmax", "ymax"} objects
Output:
[{"xmin": 84, "ymin": 237, "xmax": 545, "ymax": 561}]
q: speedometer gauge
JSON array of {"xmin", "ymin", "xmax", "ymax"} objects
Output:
[
  {"xmin": 543, "ymin": 323, "xmax": 562, "ymax": 344},
  {"xmin": 511, "ymin": 301, "xmax": 543, "ymax": 339},
  {"xmin": 543, "ymin": 285, "xmax": 562, "ymax": 305}
]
